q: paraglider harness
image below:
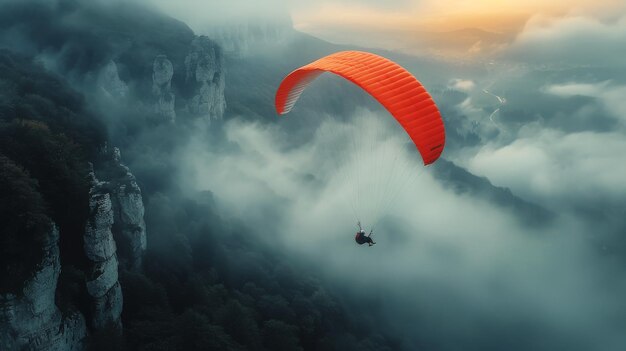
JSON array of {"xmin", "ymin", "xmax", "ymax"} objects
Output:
[{"xmin": 355, "ymin": 222, "xmax": 375, "ymax": 246}]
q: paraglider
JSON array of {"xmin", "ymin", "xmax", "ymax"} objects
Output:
[
  {"xmin": 355, "ymin": 221, "xmax": 375, "ymax": 246},
  {"xmin": 275, "ymin": 51, "xmax": 446, "ymax": 245}
]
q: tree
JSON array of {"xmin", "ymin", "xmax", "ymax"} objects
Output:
[
  {"xmin": 262, "ymin": 319, "xmax": 302, "ymax": 351},
  {"xmin": 0, "ymin": 154, "xmax": 50, "ymax": 294}
]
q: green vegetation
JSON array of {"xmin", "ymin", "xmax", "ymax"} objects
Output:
[
  {"xmin": 0, "ymin": 3, "xmax": 400, "ymax": 349},
  {"xmin": 0, "ymin": 154, "xmax": 50, "ymax": 294},
  {"xmin": 114, "ymin": 192, "xmax": 397, "ymax": 351},
  {"xmin": 0, "ymin": 50, "xmax": 105, "ymax": 293}
]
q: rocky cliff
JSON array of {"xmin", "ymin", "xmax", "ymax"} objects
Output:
[
  {"xmin": 97, "ymin": 36, "xmax": 226, "ymax": 124},
  {"xmin": 207, "ymin": 19, "xmax": 295, "ymax": 57},
  {"xmin": 98, "ymin": 147, "xmax": 147, "ymax": 271},
  {"xmin": 98, "ymin": 60, "xmax": 130, "ymax": 101},
  {"xmin": 0, "ymin": 146, "xmax": 147, "ymax": 348},
  {"xmin": 0, "ymin": 2, "xmax": 227, "ymax": 347},
  {"xmin": 152, "ymin": 55, "xmax": 177, "ymax": 123},
  {"xmin": 0, "ymin": 226, "xmax": 87, "ymax": 351},
  {"xmin": 184, "ymin": 36, "xmax": 226, "ymax": 121},
  {"xmin": 84, "ymin": 171, "xmax": 123, "ymax": 330}
]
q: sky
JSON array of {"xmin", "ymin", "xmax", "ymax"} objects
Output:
[
  {"xmin": 149, "ymin": 0, "xmax": 626, "ymax": 57},
  {"xmin": 291, "ymin": 0, "xmax": 624, "ymax": 33},
  {"xmin": 290, "ymin": 0, "xmax": 626, "ymax": 57}
]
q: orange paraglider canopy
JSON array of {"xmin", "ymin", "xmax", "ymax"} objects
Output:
[{"xmin": 275, "ymin": 51, "xmax": 445, "ymax": 165}]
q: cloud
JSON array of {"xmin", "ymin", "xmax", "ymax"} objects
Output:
[
  {"xmin": 140, "ymin": 0, "xmax": 626, "ymax": 61},
  {"xmin": 4, "ymin": 0, "xmax": 625, "ymax": 348},
  {"xmin": 290, "ymin": 0, "xmax": 626, "ymax": 58},
  {"xmin": 147, "ymin": 0, "xmax": 289, "ymax": 19},
  {"xmin": 503, "ymin": 15, "xmax": 626, "ymax": 66},
  {"xmin": 179, "ymin": 111, "xmax": 626, "ymax": 350},
  {"xmin": 545, "ymin": 81, "xmax": 626, "ymax": 124},
  {"xmin": 449, "ymin": 79, "xmax": 476, "ymax": 92},
  {"xmin": 465, "ymin": 128, "xmax": 626, "ymax": 210},
  {"xmin": 143, "ymin": 0, "xmax": 292, "ymax": 33}
]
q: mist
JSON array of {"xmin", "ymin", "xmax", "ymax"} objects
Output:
[
  {"xmin": 168, "ymin": 10, "xmax": 626, "ymax": 344},
  {"xmin": 2, "ymin": 0, "xmax": 625, "ymax": 349},
  {"xmin": 178, "ymin": 104, "xmax": 626, "ymax": 349},
  {"xmin": 146, "ymin": 0, "xmax": 292, "ymax": 36}
]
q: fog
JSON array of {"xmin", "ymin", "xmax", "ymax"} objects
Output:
[
  {"xmin": 166, "ymin": 9, "xmax": 626, "ymax": 343},
  {"xmin": 147, "ymin": 0, "xmax": 292, "ymax": 32},
  {"xmin": 504, "ymin": 14, "xmax": 626, "ymax": 66},
  {"xmin": 179, "ymin": 105, "xmax": 626, "ymax": 349},
  {"xmin": 2, "ymin": 0, "xmax": 625, "ymax": 349},
  {"xmin": 467, "ymin": 128, "xmax": 626, "ymax": 207}
]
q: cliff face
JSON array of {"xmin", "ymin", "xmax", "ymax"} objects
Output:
[
  {"xmin": 84, "ymin": 173, "xmax": 123, "ymax": 330},
  {"xmin": 0, "ymin": 226, "xmax": 87, "ymax": 351},
  {"xmin": 152, "ymin": 55, "xmax": 176, "ymax": 123},
  {"xmin": 207, "ymin": 19, "xmax": 295, "ymax": 57},
  {"xmin": 97, "ymin": 35, "xmax": 226, "ymax": 124},
  {"xmin": 0, "ymin": 3, "xmax": 227, "ymax": 346},
  {"xmin": 0, "ymin": 146, "xmax": 147, "ymax": 348},
  {"xmin": 185, "ymin": 36, "xmax": 226, "ymax": 121},
  {"xmin": 99, "ymin": 147, "xmax": 147, "ymax": 271},
  {"xmin": 98, "ymin": 60, "xmax": 130, "ymax": 101}
]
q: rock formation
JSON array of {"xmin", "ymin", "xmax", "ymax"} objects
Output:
[
  {"xmin": 184, "ymin": 36, "xmax": 226, "ymax": 121},
  {"xmin": 152, "ymin": 55, "xmax": 176, "ymax": 123},
  {"xmin": 208, "ymin": 19, "xmax": 295, "ymax": 57},
  {"xmin": 0, "ymin": 226, "xmax": 87, "ymax": 351},
  {"xmin": 0, "ymin": 146, "xmax": 146, "ymax": 348},
  {"xmin": 99, "ymin": 146, "xmax": 147, "ymax": 271},
  {"xmin": 84, "ymin": 171, "xmax": 123, "ymax": 330},
  {"xmin": 98, "ymin": 60, "xmax": 129, "ymax": 100},
  {"xmin": 96, "ymin": 37, "xmax": 227, "ymax": 126}
]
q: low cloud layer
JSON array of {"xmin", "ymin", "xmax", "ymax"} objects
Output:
[
  {"xmin": 449, "ymin": 79, "xmax": 476, "ymax": 92},
  {"xmin": 467, "ymin": 128, "xmax": 626, "ymax": 208},
  {"xmin": 144, "ymin": 0, "xmax": 292, "ymax": 32},
  {"xmin": 131, "ymin": 1, "xmax": 626, "ymax": 348},
  {"xmin": 504, "ymin": 15, "xmax": 626, "ymax": 66},
  {"xmin": 179, "ymin": 109, "xmax": 626, "ymax": 350},
  {"xmin": 139, "ymin": 0, "xmax": 626, "ymax": 61},
  {"xmin": 546, "ymin": 81, "xmax": 626, "ymax": 124}
]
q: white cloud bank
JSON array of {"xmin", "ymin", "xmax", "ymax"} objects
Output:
[
  {"xmin": 467, "ymin": 128, "xmax": 626, "ymax": 208},
  {"xmin": 449, "ymin": 78, "xmax": 476, "ymax": 92},
  {"xmin": 178, "ymin": 112, "xmax": 626, "ymax": 349},
  {"xmin": 546, "ymin": 81, "xmax": 626, "ymax": 124},
  {"xmin": 504, "ymin": 15, "xmax": 626, "ymax": 66}
]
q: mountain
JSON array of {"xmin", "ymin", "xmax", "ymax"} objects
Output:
[
  {"xmin": 432, "ymin": 159, "xmax": 553, "ymax": 227},
  {"xmin": 401, "ymin": 27, "xmax": 514, "ymax": 58},
  {"xmin": 0, "ymin": 2, "xmax": 401, "ymax": 349},
  {"xmin": 0, "ymin": 0, "xmax": 226, "ymax": 126},
  {"xmin": 0, "ymin": 49, "xmax": 145, "ymax": 350},
  {"xmin": 206, "ymin": 18, "xmax": 296, "ymax": 57}
]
